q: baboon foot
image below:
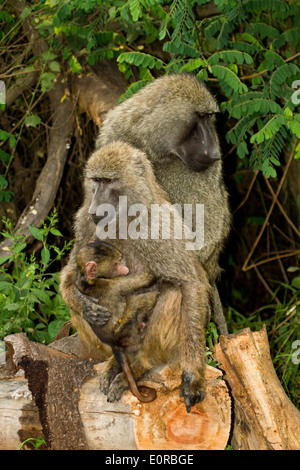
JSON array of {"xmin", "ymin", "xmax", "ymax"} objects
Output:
[
  {"xmin": 99, "ymin": 360, "xmax": 121, "ymax": 395},
  {"xmin": 106, "ymin": 372, "xmax": 129, "ymax": 402},
  {"xmin": 179, "ymin": 370, "xmax": 205, "ymax": 413}
]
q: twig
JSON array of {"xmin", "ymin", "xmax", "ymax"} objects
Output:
[
  {"xmin": 242, "ymin": 140, "xmax": 298, "ymax": 272},
  {"xmin": 263, "ymin": 176, "xmax": 300, "ymax": 239},
  {"xmin": 233, "ymin": 169, "xmax": 259, "ymax": 214}
]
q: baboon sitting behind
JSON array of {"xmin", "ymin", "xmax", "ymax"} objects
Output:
[{"xmin": 96, "ymin": 73, "xmax": 231, "ymax": 334}]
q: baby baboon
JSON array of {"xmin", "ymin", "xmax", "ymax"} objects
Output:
[
  {"xmin": 61, "ymin": 141, "xmax": 210, "ymax": 412},
  {"xmin": 75, "ymin": 240, "xmax": 158, "ymax": 403},
  {"xmin": 95, "ymin": 74, "xmax": 231, "ymax": 334}
]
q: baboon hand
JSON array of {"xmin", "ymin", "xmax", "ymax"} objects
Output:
[
  {"xmin": 80, "ymin": 294, "xmax": 111, "ymax": 326},
  {"xmin": 179, "ymin": 370, "xmax": 205, "ymax": 413}
]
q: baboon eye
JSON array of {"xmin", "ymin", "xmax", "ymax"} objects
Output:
[{"xmin": 91, "ymin": 177, "xmax": 111, "ymax": 183}]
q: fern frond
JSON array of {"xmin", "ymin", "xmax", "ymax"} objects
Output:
[
  {"xmin": 227, "ymin": 41, "xmax": 259, "ymax": 55},
  {"xmin": 117, "ymin": 52, "xmax": 163, "ymax": 69},
  {"xmin": 129, "ymin": 0, "xmax": 143, "ymax": 22},
  {"xmin": 163, "ymin": 41, "xmax": 200, "ymax": 58},
  {"xmin": 246, "ymin": 22, "xmax": 280, "ymax": 40},
  {"xmin": 226, "ymin": 114, "xmax": 260, "ymax": 145},
  {"xmin": 288, "ymin": 114, "xmax": 300, "ymax": 138},
  {"xmin": 210, "ymin": 65, "xmax": 248, "ymax": 97},
  {"xmin": 250, "ymin": 115, "xmax": 287, "ymax": 144},
  {"xmin": 227, "ymin": 98, "xmax": 282, "ymax": 119},
  {"xmin": 178, "ymin": 58, "xmax": 207, "ymax": 73},
  {"xmin": 118, "ymin": 79, "xmax": 153, "ymax": 103},
  {"xmin": 273, "ymin": 27, "xmax": 300, "ymax": 48},
  {"xmin": 208, "ymin": 50, "xmax": 253, "ymax": 66},
  {"xmin": 270, "ymin": 63, "xmax": 299, "ymax": 100},
  {"xmin": 244, "ymin": 0, "xmax": 291, "ymax": 19}
]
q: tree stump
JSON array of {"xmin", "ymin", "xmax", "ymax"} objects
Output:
[
  {"xmin": 0, "ymin": 332, "xmax": 231, "ymax": 450},
  {"xmin": 214, "ymin": 326, "xmax": 300, "ymax": 450}
]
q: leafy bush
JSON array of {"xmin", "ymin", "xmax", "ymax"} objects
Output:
[
  {"xmin": 0, "ymin": 210, "xmax": 72, "ymax": 343},
  {"xmin": 1, "ymin": 0, "xmax": 299, "ymax": 197}
]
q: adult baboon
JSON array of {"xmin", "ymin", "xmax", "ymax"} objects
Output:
[
  {"xmin": 61, "ymin": 141, "xmax": 210, "ymax": 411},
  {"xmin": 96, "ymin": 73, "xmax": 231, "ymax": 334}
]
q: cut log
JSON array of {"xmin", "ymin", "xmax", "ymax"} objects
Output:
[
  {"xmin": 214, "ymin": 326, "xmax": 300, "ymax": 450},
  {"xmin": 0, "ymin": 333, "xmax": 231, "ymax": 450},
  {"xmin": 80, "ymin": 362, "xmax": 231, "ymax": 450},
  {"xmin": 0, "ymin": 371, "xmax": 44, "ymax": 450}
]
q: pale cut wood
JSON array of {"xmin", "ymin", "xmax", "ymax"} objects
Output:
[
  {"xmin": 79, "ymin": 363, "xmax": 231, "ymax": 450},
  {"xmin": 0, "ymin": 372, "xmax": 43, "ymax": 450},
  {"xmin": 214, "ymin": 326, "xmax": 300, "ymax": 450}
]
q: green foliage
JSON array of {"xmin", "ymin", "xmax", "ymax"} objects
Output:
[
  {"xmin": 0, "ymin": 210, "xmax": 72, "ymax": 344},
  {"xmin": 1, "ymin": 0, "xmax": 295, "ymax": 178},
  {"xmin": 17, "ymin": 436, "xmax": 47, "ymax": 451}
]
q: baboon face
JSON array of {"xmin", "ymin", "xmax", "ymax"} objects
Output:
[
  {"xmin": 97, "ymin": 74, "xmax": 222, "ymax": 173},
  {"xmin": 84, "ymin": 142, "xmax": 156, "ymax": 226},
  {"xmin": 174, "ymin": 112, "xmax": 221, "ymax": 172},
  {"xmin": 76, "ymin": 242, "xmax": 129, "ymax": 279}
]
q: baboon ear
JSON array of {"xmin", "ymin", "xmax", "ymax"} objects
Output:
[{"xmin": 85, "ymin": 261, "xmax": 97, "ymax": 279}]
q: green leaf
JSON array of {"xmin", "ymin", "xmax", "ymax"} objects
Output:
[
  {"xmin": 163, "ymin": 41, "xmax": 200, "ymax": 58},
  {"xmin": 50, "ymin": 228, "xmax": 63, "ymax": 236},
  {"xmin": 270, "ymin": 63, "xmax": 299, "ymax": 100},
  {"xmin": 179, "ymin": 58, "xmax": 207, "ymax": 73},
  {"xmin": 291, "ymin": 276, "xmax": 300, "ymax": 289},
  {"xmin": 24, "ymin": 114, "xmax": 41, "ymax": 128},
  {"xmin": 0, "ymin": 256, "xmax": 11, "ymax": 266},
  {"xmin": 118, "ymin": 80, "xmax": 152, "ymax": 103},
  {"xmin": 210, "ymin": 65, "xmax": 248, "ymax": 97},
  {"xmin": 5, "ymin": 303, "xmax": 20, "ymax": 312},
  {"xmin": 41, "ymin": 51, "xmax": 57, "ymax": 62},
  {"xmin": 0, "ymin": 149, "xmax": 11, "ymax": 163},
  {"xmin": 68, "ymin": 55, "xmax": 82, "ymax": 74},
  {"xmin": 20, "ymin": 6, "xmax": 32, "ymax": 21},
  {"xmin": 31, "ymin": 288, "xmax": 52, "ymax": 307},
  {"xmin": 49, "ymin": 61, "xmax": 60, "ymax": 72},
  {"xmin": 251, "ymin": 115, "xmax": 287, "ymax": 144},
  {"xmin": 208, "ymin": 50, "xmax": 253, "ymax": 66},
  {"xmin": 40, "ymin": 72, "xmax": 56, "ymax": 93},
  {"xmin": 28, "ymin": 226, "xmax": 46, "ymax": 241},
  {"xmin": 48, "ymin": 319, "xmax": 65, "ymax": 341},
  {"xmin": 0, "ymin": 174, "xmax": 8, "ymax": 186},
  {"xmin": 41, "ymin": 248, "xmax": 50, "ymax": 266},
  {"xmin": 129, "ymin": 0, "xmax": 142, "ymax": 21},
  {"xmin": 0, "ymin": 281, "xmax": 12, "ymax": 291},
  {"xmin": 117, "ymin": 52, "xmax": 163, "ymax": 70},
  {"xmin": 289, "ymin": 120, "xmax": 300, "ymax": 138}
]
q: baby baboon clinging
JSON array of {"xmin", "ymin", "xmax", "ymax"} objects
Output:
[
  {"xmin": 75, "ymin": 240, "xmax": 158, "ymax": 403},
  {"xmin": 95, "ymin": 74, "xmax": 231, "ymax": 334},
  {"xmin": 61, "ymin": 141, "xmax": 210, "ymax": 412}
]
